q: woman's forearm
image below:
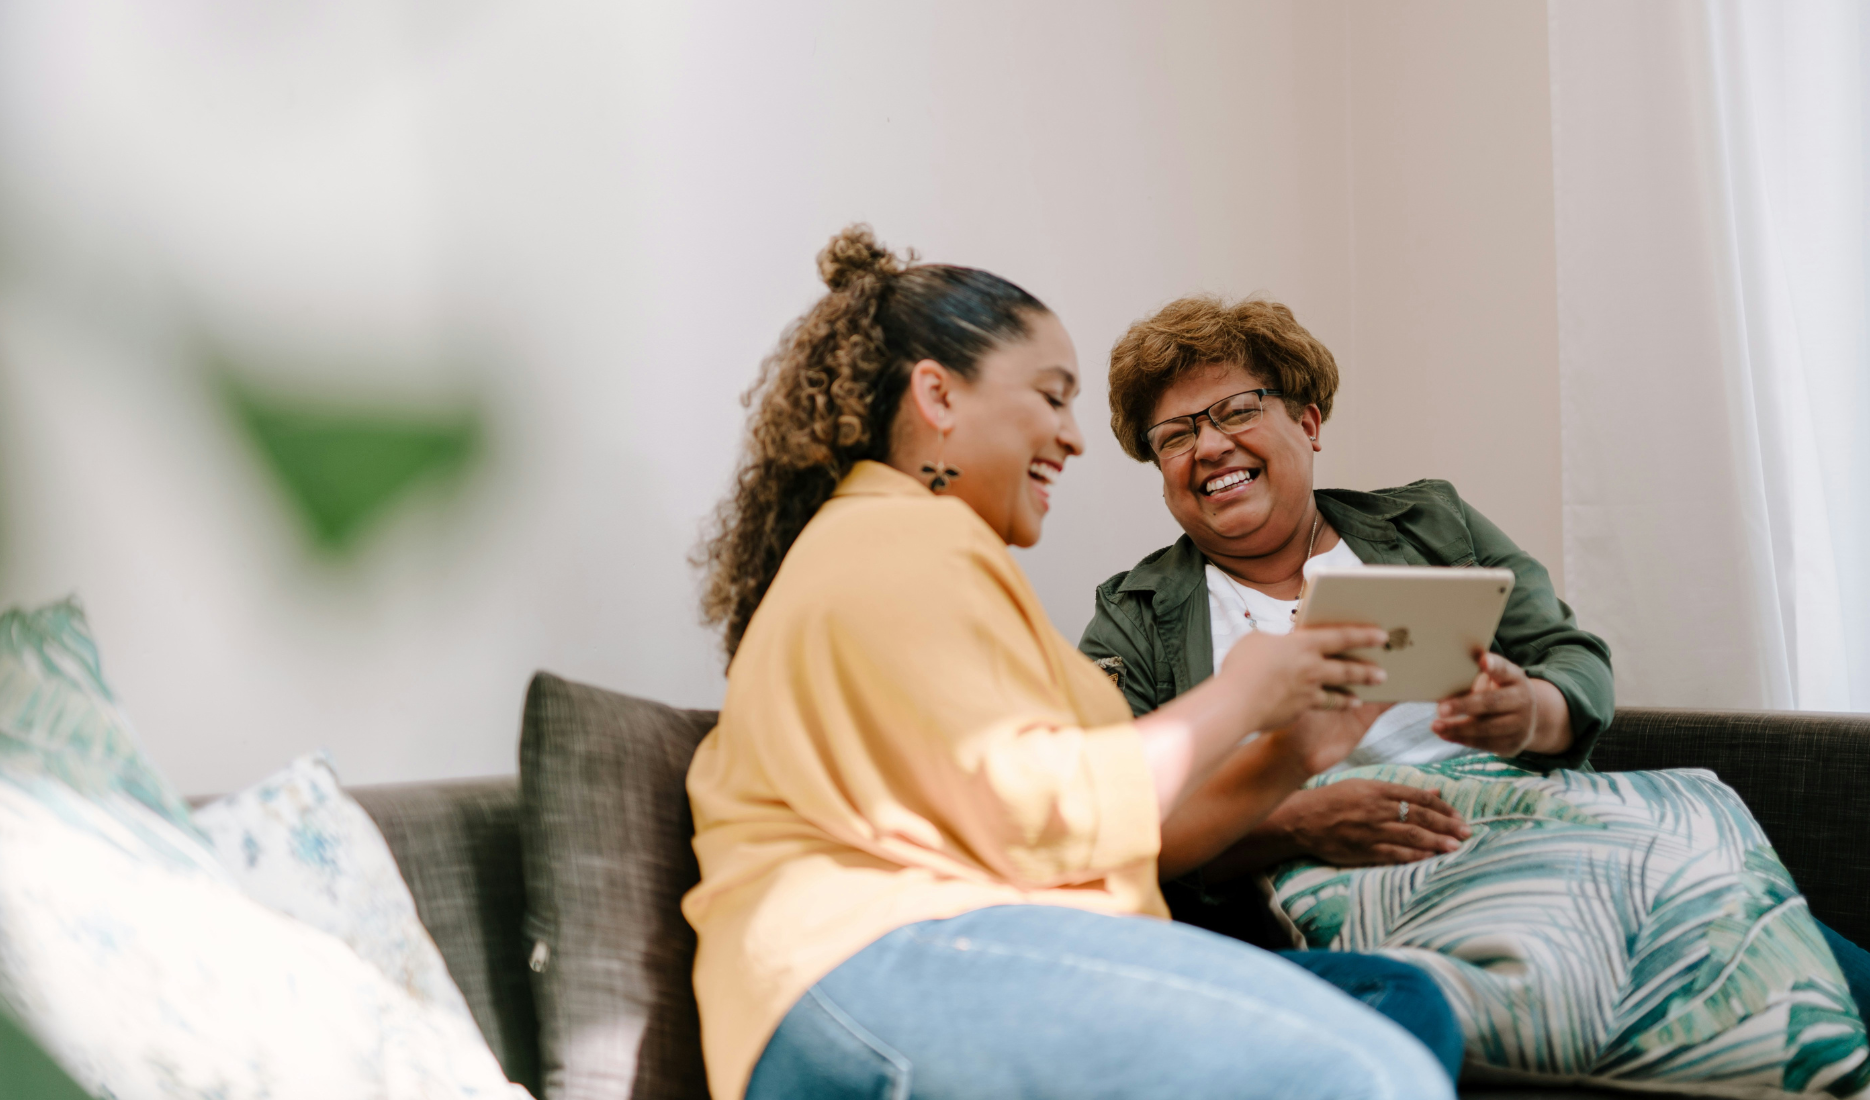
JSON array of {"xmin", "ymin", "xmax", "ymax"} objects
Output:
[
  {"xmin": 1156, "ymin": 743, "xmax": 1306, "ymax": 878},
  {"xmin": 1136, "ymin": 626, "xmax": 1387, "ymax": 820},
  {"xmin": 1191, "ymin": 823, "xmax": 1300, "ymax": 882},
  {"xmin": 1135, "ymin": 680, "xmax": 1305, "ymax": 821}
]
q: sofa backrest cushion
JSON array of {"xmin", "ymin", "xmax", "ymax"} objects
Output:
[
  {"xmin": 1594, "ymin": 707, "xmax": 1870, "ymax": 947},
  {"xmin": 519, "ymin": 672, "xmax": 715, "ymax": 1100}
]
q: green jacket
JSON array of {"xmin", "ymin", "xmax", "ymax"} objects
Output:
[{"xmin": 1078, "ymin": 480, "xmax": 1614, "ymax": 771}]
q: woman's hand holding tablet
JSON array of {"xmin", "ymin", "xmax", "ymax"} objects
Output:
[
  {"xmin": 1430, "ymin": 653, "xmax": 1573, "ymax": 759},
  {"xmin": 1295, "ymin": 566, "xmax": 1576, "ymax": 759}
]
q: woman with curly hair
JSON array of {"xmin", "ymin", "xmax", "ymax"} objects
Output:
[{"xmin": 683, "ymin": 225, "xmax": 1457, "ymax": 1100}]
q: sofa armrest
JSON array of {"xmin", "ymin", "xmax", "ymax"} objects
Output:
[{"xmin": 1592, "ymin": 707, "xmax": 1870, "ymax": 946}]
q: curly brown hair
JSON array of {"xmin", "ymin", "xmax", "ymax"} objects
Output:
[
  {"xmin": 695, "ymin": 224, "xmax": 1048, "ymax": 660},
  {"xmin": 1107, "ymin": 296, "xmax": 1339, "ymax": 462}
]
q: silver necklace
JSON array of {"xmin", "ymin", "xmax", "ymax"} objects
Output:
[{"xmin": 1239, "ymin": 512, "xmax": 1322, "ymax": 628}]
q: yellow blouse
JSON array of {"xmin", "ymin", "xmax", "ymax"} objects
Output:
[{"xmin": 683, "ymin": 460, "xmax": 1168, "ymax": 1099}]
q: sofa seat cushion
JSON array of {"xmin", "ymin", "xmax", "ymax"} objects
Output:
[{"xmin": 519, "ymin": 672, "xmax": 715, "ymax": 1100}]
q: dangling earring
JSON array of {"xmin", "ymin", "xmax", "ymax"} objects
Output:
[{"xmin": 921, "ymin": 432, "xmax": 962, "ymax": 492}]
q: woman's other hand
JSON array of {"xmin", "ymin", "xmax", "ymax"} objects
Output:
[
  {"xmin": 1272, "ymin": 780, "xmax": 1468, "ymax": 866},
  {"xmin": 1432, "ymin": 653, "xmax": 1575, "ymax": 758}
]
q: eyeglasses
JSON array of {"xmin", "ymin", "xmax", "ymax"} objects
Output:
[{"xmin": 1143, "ymin": 388, "xmax": 1284, "ymax": 459}]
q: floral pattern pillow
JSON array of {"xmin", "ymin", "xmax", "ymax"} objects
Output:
[{"xmin": 195, "ymin": 752, "xmax": 479, "ymax": 1026}]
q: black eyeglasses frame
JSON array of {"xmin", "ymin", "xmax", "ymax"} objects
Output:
[{"xmin": 1143, "ymin": 388, "xmax": 1285, "ymax": 459}]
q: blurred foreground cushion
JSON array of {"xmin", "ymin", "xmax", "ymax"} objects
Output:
[
  {"xmin": 0, "ymin": 598, "xmax": 196, "ymax": 831},
  {"xmin": 195, "ymin": 751, "xmax": 481, "ymax": 1028},
  {"xmin": 519, "ymin": 672, "xmax": 715, "ymax": 1100},
  {"xmin": 0, "ymin": 600, "xmax": 531, "ymax": 1100},
  {"xmin": 1272, "ymin": 756, "xmax": 1869, "ymax": 1097}
]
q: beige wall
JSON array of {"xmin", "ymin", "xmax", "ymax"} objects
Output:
[
  {"xmin": 1324, "ymin": 0, "xmax": 1566, "ymax": 596},
  {"xmin": 1026, "ymin": 0, "xmax": 1567, "ymax": 643},
  {"xmin": 0, "ymin": 0, "xmax": 1568, "ymax": 791}
]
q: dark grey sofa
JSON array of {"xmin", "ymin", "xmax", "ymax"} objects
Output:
[{"xmin": 351, "ymin": 704, "xmax": 1870, "ymax": 1099}]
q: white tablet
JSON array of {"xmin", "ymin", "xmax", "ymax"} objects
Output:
[{"xmin": 1293, "ymin": 566, "xmax": 1516, "ymax": 703}]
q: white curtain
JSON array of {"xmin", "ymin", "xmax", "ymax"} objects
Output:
[{"xmin": 1550, "ymin": 0, "xmax": 1870, "ymax": 711}]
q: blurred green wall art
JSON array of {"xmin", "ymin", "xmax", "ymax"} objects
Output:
[{"xmin": 217, "ymin": 367, "xmax": 483, "ymax": 554}]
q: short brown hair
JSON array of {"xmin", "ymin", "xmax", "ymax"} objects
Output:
[{"xmin": 1107, "ymin": 296, "xmax": 1340, "ymax": 462}]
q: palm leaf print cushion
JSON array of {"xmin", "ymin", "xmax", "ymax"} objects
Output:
[{"xmin": 1270, "ymin": 757, "xmax": 1869, "ymax": 1098}]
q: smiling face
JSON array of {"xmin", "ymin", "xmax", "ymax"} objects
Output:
[
  {"xmin": 920, "ymin": 310, "xmax": 1084, "ymax": 547},
  {"xmin": 1151, "ymin": 361, "xmax": 1322, "ymax": 560}
]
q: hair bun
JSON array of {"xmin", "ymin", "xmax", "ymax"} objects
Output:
[{"xmin": 817, "ymin": 223, "xmax": 906, "ymax": 291}]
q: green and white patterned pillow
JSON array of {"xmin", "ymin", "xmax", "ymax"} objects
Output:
[
  {"xmin": 0, "ymin": 599, "xmax": 197, "ymax": 832},
  {"xmin": 0, "ymin": 599, "xmax": 530, "ymax": 1099},
  {"xmin": 1271, "ymin": 757, "xmax": 1869, "ymax": 1099}
]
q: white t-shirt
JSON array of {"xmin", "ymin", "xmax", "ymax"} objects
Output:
[{"xmin": 1205, "ymin": 541, "xmax": 1477, "ymax": 772}]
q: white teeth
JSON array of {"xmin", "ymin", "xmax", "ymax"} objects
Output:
[
  {"xmin": 1204, "ymin": 470, "xmax": 1255, "ymax": 494},
  {"xmin": 1027, "ymin": 461, "xmax": 1057, "ymax": 485}
]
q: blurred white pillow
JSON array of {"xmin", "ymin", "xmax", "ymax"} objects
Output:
[
  {"xmin": 194, "ymin": 752, "xmax": 477, "ymax": 1027},
  {"xmin": 0, "ymin": 772, "xmax": 528, "ymax": 1100},
  {"xmin": 0, "ymin": 600, "xmax": 524, "ymax": 1099}
]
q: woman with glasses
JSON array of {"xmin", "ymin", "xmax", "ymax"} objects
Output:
[
  {"xmin": 684, "ymin": 228, "xmax": 1455, "ymax": 1100},
  {"xmin": 1082, "ymin": 297, "xmax": 1611, "ymax": 897},
  {"xmin": 1078, "ymin": 295, "xmax": 1870, "ymax": 1047}
]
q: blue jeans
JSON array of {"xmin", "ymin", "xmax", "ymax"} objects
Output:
[
  {"xmin": 747, "ymin": 905, "xmax": 1457, "ymax": 1100},
  {"xmin": 1276, "ymin": 949, "xmax": 1465, "ymax": 1081}
]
